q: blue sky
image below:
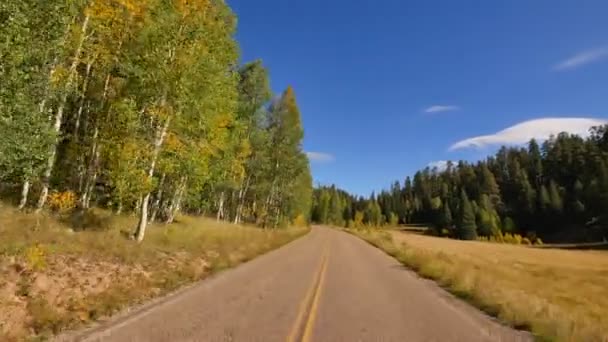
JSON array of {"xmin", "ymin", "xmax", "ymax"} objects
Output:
[{"xmin": 230, "ymin": 0, "xmax": 608, "ymax": 196}]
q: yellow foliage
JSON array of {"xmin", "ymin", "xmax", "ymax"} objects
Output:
[
  {"xmin": 175, "ymin": 0, "xmax": 211, "ymax": 19},
  {"xmin": 165, "ymin": 132, "xmax": 185, "ymax": 153},
  {"xmin": 49, "ymin": 66, "xmax": 69, "ymax": 88},
  {"xmin": 354, "ymin": 211, "xmax": 364, "ymax": 228},
  {"xmin": 47, "ymin": 191, "xmax": 77, "ymax": 212},
  {"xmin": 25, "ymin": 245, "xmax": 47, "ymax": 271},
  {"xmin": 292, "ymin": 214, "xmax": 308, "ymax": 227},
  {"xmin": 513, "ymin": 234, "xmax": 523, "ymax": 245}
]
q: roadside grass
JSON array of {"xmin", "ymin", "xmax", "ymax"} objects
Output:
[
  {"xmin": 350, "ymin": 228, "xmax": 608, "ymax": 342},
  {"xmin": 0, "ymin": 204, "xmax": 308, "ymax": 341}
]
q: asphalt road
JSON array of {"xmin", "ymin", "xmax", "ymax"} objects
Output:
[{"xmin": 61, "ymin": 227, "xmax": 531, "ymax": 342}]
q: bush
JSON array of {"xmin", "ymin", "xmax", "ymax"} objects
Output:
[
  {"xmin": 388, "ymin": 212, "xmax": 399, "ymax": 227},
  {"xmin": 68, "ymin": 209, "xmax": 113, "ymax": 231},
  {"xmin": 513, "ymin": 234, "xmax": 523, "ymax": 245},
  {"xmin": 522, "ymin": 237, "xmax": 532, "ymax": 245},
  {"xmin": 47, "ymin": 191, "xmax": 76, "ymax": 212},
  {"xmin": 25, "ymin": 244, "xmax": 46, "ymax": 271},
  {"xmin": 292, "ymin": 214, "xmax": 308, "ymax": 227},
  {"xmin": 534, "ymin": 238, "xmax": 544, "ymax": 245}
]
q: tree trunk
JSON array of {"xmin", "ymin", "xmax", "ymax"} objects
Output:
[
  {"xmin": 116, "ymin": 201, "xmax": 123, "ymax": 215},
  {"xmin": 80, "ymin": 126, "xmax": 99, "ymax": 208},
  {"xmin": 149, "ymin": 173, "xmax": 166, "ymax": 223},
  {"xmin": 166, "ymin": 178, "xmax": 186, "ymax": 224},
  {"xmin": 263, "ymin": 181, "xmax": 277, "ymax": 228},
  {"xmin": 234, "ymin": 176, "xmax": 251, "ymax": 225},
  {"xmin": 83, "ymin": 147, "xmax": 100, "ymax": 209},
  {"xmin": 79, "ymin": 71, "xmax": 111, "ymax": 207},
  {"xmin": 217, "ymin": 191, "xmax": 225, "ymax": 221},
  {"xmin": 18, "ymin": 181, "xmax": 30, "ymax": 210},
  {"xmin": 134, "ymin": 116, "xmax": 171, "ymax": 242},
  {"xmin": 74, "ymin": 60, "xmax": 93, "ymax": 138},
  {"xmin": 36, "ymin": 16, "xmax": 90, "ymax": 212}
]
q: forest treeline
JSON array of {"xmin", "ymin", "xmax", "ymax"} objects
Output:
[
  {"xmin": 312, "ymin": 127, "xmax": 608, "ymax": 242},
  {"xmin": 0, "ymin": 0, "xmax": 312, "ymax": 241}
]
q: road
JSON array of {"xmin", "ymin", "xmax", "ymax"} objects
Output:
[{"xmin": 61, "ymin": 227, "xmax": 531, "ymax": 342}]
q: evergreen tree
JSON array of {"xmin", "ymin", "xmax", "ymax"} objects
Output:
[{"xmin": 458, "ymin": 190, "xmax": 478, "ymax": 240}]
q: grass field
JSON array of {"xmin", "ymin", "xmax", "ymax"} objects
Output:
[
  {"xmin": 352, "ymin": 228, "xmax": 608, "ymax": 342},
  {"xmin": 0, "ymin": 204, "xmax": 308, "ymax": 341}
]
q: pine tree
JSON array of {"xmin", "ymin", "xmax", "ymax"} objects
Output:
[
  {"xmin": 539, "ymin": 184, "xmax": 550, "ymax": 212},
  {"xmin": 458, "ymin": 190, "xmax": 478, "ymax": 240},
  {"xmin": 548, "ymin": 181, "xmax": 563, "ymax": 212}
]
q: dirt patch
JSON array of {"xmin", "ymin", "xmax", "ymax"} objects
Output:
[{"xmin": 0, "ymin": 253, "xmax": 183, "ymax": 339}]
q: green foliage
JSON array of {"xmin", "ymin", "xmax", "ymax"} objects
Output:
[
  {"xmin": 0, "ymin": 0, "xmax": 313, "ymax": 236},
  {"xmin": 312, "ymin": 126, "xmax": 608, "ymax": 243},
  {"xmin": 502, "ymin": 217, "xmax": 516, "ymax": 233},
  {"xmin": 458, "ymin": 190, "xmax": 478, "ymax": 240},
  {"xmin": 388, "ymin": 212, "xmax": 399, "ymax": 227}
]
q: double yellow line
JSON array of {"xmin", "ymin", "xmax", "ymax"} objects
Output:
[{"xmin": 287, "ymin": 245, "xmax": 330, "ymax": 342}]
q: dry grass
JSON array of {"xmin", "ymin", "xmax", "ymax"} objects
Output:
[
  {"xmin": 351, "ymin": 228, "xmax": 608, "ymax": 342},
  {"xmin": 0, "ymin": 204, "xmax": 308, "ymax": 341}
]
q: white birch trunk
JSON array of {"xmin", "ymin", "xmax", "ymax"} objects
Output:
[
  {"xmin": 80, "ymin": 126, "xmax": 99, "ymax": 207},
  {"xmin": 149, "ymin": 173, "xmax": 166, "ymax": 223},
  {"xmin": 166, "ymin": 177, "xmax": 186, "ymax": 224},
  {"xmin": 74, "ymin": 60, "xmax": 93, "ymax": 137},
  {"xmin": 234, "ymin": 176, "xmax": 251, "ymax": 224},
  {"xmin": 36, "ymin": 16, "xmax": 90, "ymax": 212},
  {"xmin": 135, "ymin": 116, "xmax": 171, "ymax": 242},
  {"xmin": 83, "ymin": 147, "xmax": 100, "ymax": 209},
  {"xmin": 217, "ymin": 191, "xmax": 226, "ymax": 222},
  {"xmin": 18, "ymin": 181, "xmax": 30, "ymax": 210}
]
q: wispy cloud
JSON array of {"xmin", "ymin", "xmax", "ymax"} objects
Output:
[
  {"xmin": 554, "ymin": 47, "xmax": 608, "ymax": 71},
  {"xmin": 450, "ymin": 117, "xmax": 607, "ymax": 151},
  {"xmin": 306, "ymin": 151, "xmax": 335, "ymax": 163},
  {"xmin": 427, "ymin": 160, "xmax": 450, "ymax": 172},
  {"xmin": 424, "ymin": 105, "xmax": 460, "ymax": 114}
]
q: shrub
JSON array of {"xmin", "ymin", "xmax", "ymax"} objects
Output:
[
  {"xmin": 522, "ymin": 237, "xmax": 532, "ymax": 245},
  {"xmin": 534, "ymin": 238, "xmax": 544, "ymax": 245},
  {"xmin": 47, "ymin": 191, "xmax": 77, "ymax": 212},
  {"xmin": 388, "ymin": 212, "xmax": 399, "ymax": 227},
  {"xmin": 513, "ymin": 234, "xmax": 523, "ymax": 245},
  {"xmin": 292, "ymin": 214, "xmax": 308, "ymax": 227},
  {"xmin": 354, "ymin": 211, "xmax": 364, "ymax": 227},
  {"xmin": 25, "ymin": 244, "xmax": 46, "ymax": 271}
]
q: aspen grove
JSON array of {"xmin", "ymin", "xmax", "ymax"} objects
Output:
[{"xmin": 0, "ymin": 0, "xmax": 313, "ymax": 241}]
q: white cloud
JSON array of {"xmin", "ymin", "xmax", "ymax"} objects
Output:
[
  {"xmin": 450, "ymin": 117, "xmax": 607, "ymax": 151},
  {"xmin": 554, "ymin": 47, "xmax": 608, "ymax": 71},
  {"xmin": 306, "ymin": 151, "xmax": 334, "ymax": 163},
  {"xmin": 424, "ymin": 105, "xmax": 460, "ymax": 114},
  {"xmin": 427, "ymin": 160, "xmax": 450, "ymax": 172}
]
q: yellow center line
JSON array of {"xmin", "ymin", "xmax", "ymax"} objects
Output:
[
  {"xmin": 301, "ymin": 249, "xmax": 329, "ymax": 342},
  {"xmin": 286, "ymin": 243, "xmax": 330, "ymax": 342}
]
